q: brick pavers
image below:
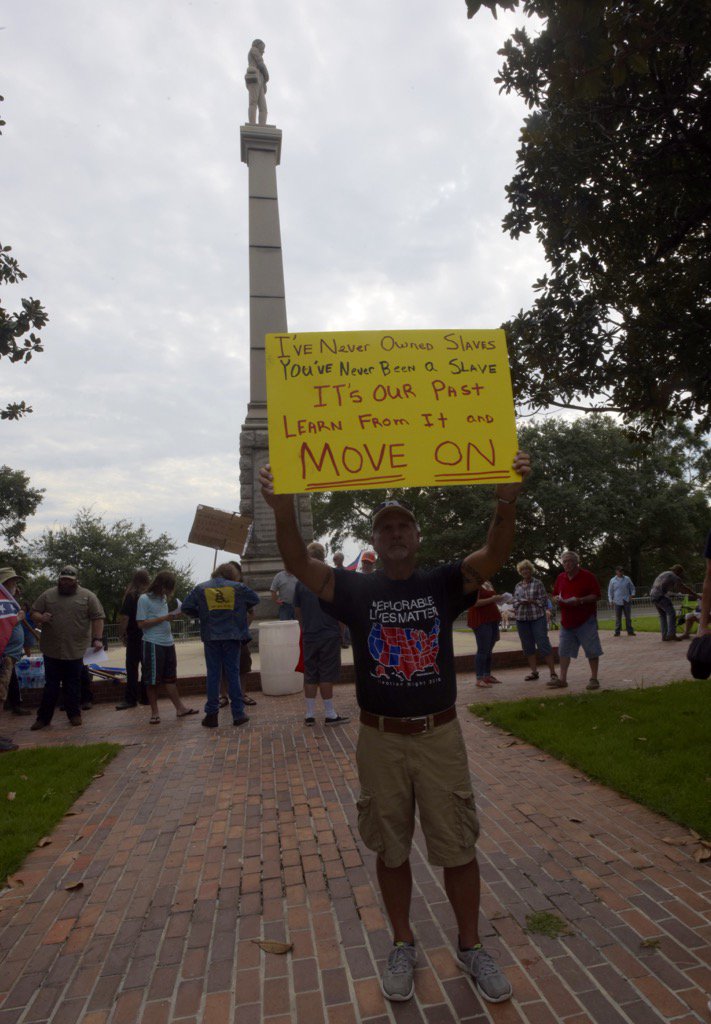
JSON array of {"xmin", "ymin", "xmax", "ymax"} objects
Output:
[{"xmin": 0, "ymin": 633, "xmax": 708, "ymax": 1023}]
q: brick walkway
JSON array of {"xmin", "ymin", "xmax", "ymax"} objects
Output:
[{"xmin": 0, "ymin": 633, "xmax": 708, "ymax": 1023}]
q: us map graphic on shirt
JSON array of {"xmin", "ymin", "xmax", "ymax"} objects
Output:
[{"xmin": 367, "ymin": 595, "xmax": 441, "ymax": 686}]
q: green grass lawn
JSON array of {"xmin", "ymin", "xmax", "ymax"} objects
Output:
[
  {"xmin": 469, "ymin": 681, "xmax": 711, "ymax": 838},
  {"xmin": 597, "ymin": 614, "xmax": 691, "ymax": 634},
  {"xmin": 0, "ymin": 744, "xmax": 121, "ymax": 882}
]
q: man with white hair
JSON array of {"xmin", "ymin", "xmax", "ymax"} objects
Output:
[{"xmin": 552, "ymin": 551, "xmax": 602, "ymax": 690}]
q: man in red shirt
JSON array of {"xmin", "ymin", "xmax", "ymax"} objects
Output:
[{"xmin": 552, "ymin": 551, "xmax": 603, "ymax": 690}]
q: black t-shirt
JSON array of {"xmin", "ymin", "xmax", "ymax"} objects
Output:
[
  {"xmin": 120, "ymin": 592, "xmax": 142, "ymax": 638},
  {"xmin": 321, "ymin": 562, "xmax": 474, "ymax": 717}
]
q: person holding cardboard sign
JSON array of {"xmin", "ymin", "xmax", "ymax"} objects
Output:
[{"xmin": 259, "ymin": 450, "xmax": 530, "ymax": 1005}]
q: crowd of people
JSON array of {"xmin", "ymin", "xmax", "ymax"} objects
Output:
[{"xmin": 466, "ymin": 555, "xmax": 707, "ymax": 691}]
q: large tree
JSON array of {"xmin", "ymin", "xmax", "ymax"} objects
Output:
[
  {"xmin": 0, "ymin": 465, "xmax": 44, "ymax": 574},
  {"xmin": 465, "ymin": 1, "xmax": 711, "ymax": 431},
  {"xmin": 0, "ymin": 97, "xmax": 48, "ymax": 420},
  {"xmin": 28, "ymin": 510, "xmax": 195, "ymax": 621},
  {"xmin": 312, "ymin": 417, "xmax": 709, "ymax": 588}
]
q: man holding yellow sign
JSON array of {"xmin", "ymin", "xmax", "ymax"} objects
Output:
[{"xmin": 259, "ymin": 445, "xmax": 530, "ymax": 1005}]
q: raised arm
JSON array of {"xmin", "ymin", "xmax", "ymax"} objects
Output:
[
  {"xmin": 259, "ymin": 465, "xmax": 335, "ymax": 602},
  {"xmin": 460, "ymin": 451, "xmax": 531, "ymax": 594}
]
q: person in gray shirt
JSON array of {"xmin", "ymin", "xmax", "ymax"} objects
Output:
[
  {"xmin": 270, "ymin": 568, "xmax": 297, "ymax": 620},
  {"xmin": 649, "ymin": 564, "xmax": 698, "ymax": 641},
  {"xmin": 294, "ymin": 544, "xmax": 349, "ymax": 727}
]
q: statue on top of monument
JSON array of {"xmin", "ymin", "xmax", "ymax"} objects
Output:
[{"xmin": 245, "ymin": 38, "xmax": 269, "ymax": 126}]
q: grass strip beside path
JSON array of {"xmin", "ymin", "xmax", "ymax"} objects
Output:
[
  {"xmin": 0, "ymin": 744, "xmax": 121, "ymax": 882},
  {"xmin": 469, "ymin": 681, "xmax": 711, "ymax": 839}
]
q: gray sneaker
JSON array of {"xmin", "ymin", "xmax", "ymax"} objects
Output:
[
  {"xmin": 546, "ymin": 678, "xmax": 568, "ymax": 688},
  {"xmin": 381, "ymin": 942, "xmax": 417, "ymax": 1002},
  {"xmin": 586, "ymin": 678, "xmax": 600, "ymax": 690},
  {"xmin": 457, "ymin": 945, "xmax": 512, "ymax": 1003}
]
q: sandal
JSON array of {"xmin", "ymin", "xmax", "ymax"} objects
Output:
[
  {"xmin": 524, "ymin": 671, "xmax": 539, "ymax": 681},
  {"xmin": 475, "ymin": 679, "xmax": 492, "ymax": 688},
  {"xmin": 218, "ymin": 696, "xmax": 229, "ymax": 708},
  {"xmin": 242, "ymin": 695, "xmax": 257, "ymax": 706},
  {"xmin": 149, "ymin": 715, "xmax": 161, "ymax": 725},
  {"xmin": 485, "ymin": 675, "xmax": 503, "ymax": 684},
  {"xmin": 177, "ymin": 708, "xmax": 198, "ymax": 718}
]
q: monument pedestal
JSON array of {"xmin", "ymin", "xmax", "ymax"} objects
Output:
[{"xmin": 238, "ymin": 124, "xmax": 312, "ymax": 596}]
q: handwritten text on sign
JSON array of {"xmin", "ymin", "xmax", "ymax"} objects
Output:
[{"xmin": 266, "ymin": 330, "xmax": 519, "ymax": 494}]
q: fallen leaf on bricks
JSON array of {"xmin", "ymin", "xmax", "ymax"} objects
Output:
[
  {"xmin": 640, "ymin": 938, "xmax": 661, "ymax": 949},
  {"xmin": 662, "ymin": 836, "xmax": 693, "ymax": 846},
  {"xmin": 251, "ymin": 940, "xmax": 293, "ymax": 955},
  {"xmin": 7, "ymin": 876, "xmax": 24, "ymax": 887},
  {"xmin": 93, "ymin": 773, "xmax": 104, "ymax": 780},
  {"xmin": 7, "ymin": 793, "xmax": 15, "ymax": 801},
  {"xmin": 64, "ymin": 882, "xmax": 84, "ymax": 892},
  {"xmin": 37, "ymin": 837, "xmax": 51, "ymax": 848},
  {"xmin": 499, "ymin": 740, "xmax": 519, "ymax": 748},
  {"xmin": 64, "ymin": 811, "xmax": 77, "ymax": 816},
  {"xmin": 568, "ymin": 817, "xmax": 583, "ymax": 823},
  {"xmin": 693, "ymin": 847, "xmax": 711, "ymax": 863}
]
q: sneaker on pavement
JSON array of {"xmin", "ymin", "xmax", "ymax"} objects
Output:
[
  {"xmin": 324, "ymin": 714, "xmax": 349, "ymax": 725},
  {"xmin": 457, "ymin": 945, "xmax": 512, "ymax": 1004},
  {"xmin": 30, "ymin": 719, "xmax": 49, "ymax": 731},
  {"xmin": 381, "ymin": 942, "xmax": 417, "ymax": 1002},
  {"xmin": 0, "ymin": 737, "xmax": 19, "ymax": 752},
  {"xmin": 546, "ymin": 678, "xmax": 568, "ymax": 688},
  {"xmin": 586, "ymin": 678, "xmax": 600, "ymax": 690},
  {"xmin": 202, "ymin": 713, "xmax": 219, "ymax": 728},
  {"xmin": 115, "ymin": 701, "xmax": 137, "ymax": 710},
  {"xmin": 304, "ymin": 716, "xmax": 315, "ymax": 726},
  {"xmin": 68, "ymin": 716, "xmax": 82, "ymax": 726},
  {"xmin": 232, "ymin": 714, "xmax": 250, "ymax": 727}
]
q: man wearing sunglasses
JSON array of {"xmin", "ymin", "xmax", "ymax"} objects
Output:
[{"xmin": 259, "ymin": 451, "xmax": 530, "ymax": 1004}]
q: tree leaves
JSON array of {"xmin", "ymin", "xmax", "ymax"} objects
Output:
[{"xmin": 469, "ymin": 1, "xmax": 711, "ymax": 431}]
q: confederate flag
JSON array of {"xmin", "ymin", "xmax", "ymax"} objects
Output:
[{"xmin": 0, "ymin": 583, "xmax": 20, "ymax": 658}]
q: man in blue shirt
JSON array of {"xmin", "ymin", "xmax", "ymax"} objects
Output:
[
  {"xmin": 607, "ymin": 566, "xmax": 636, "ymax": 637},
  {"xmin": 181, "ymin": 564, "xmax": 259, "ymax": 729}
]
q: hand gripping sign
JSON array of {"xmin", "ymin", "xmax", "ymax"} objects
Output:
[{"xmin": 266, "ymin": 329, "xmax": 520, "ymax": 494}]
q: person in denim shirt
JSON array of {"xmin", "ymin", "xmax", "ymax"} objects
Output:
[
  {"xmin": 607, "ymin": 567, "xmax": 636, "ymax": 637},
  {"xmin": 181, "ymin": 564, "xmax": 259, "ymax": 729}
]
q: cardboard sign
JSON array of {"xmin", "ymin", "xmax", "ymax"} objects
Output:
[
  {"xmin": 188, "ymin": 506, "xmax": 252, "ymax": 554},
  {"xmin": 266, "ymin": 330, "xmax": 519, "ymax": 493}
]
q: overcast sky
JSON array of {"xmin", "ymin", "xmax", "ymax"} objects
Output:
[{"xmin": 2, "ymin": 0, "xmax": 546, "ymax": 580}]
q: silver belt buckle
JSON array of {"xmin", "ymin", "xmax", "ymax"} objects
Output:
[{"xmin": 404, "ymin": 715, "xmax": 430, "ymax": 733}]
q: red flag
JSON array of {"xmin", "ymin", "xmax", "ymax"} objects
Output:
[
  {"xmin": 345, "ymin": 552, "xmax": 362, "ymax": 572},
  {"xmin": 0, "ymin": 583, "xmax": 20, "ymax": 659}
]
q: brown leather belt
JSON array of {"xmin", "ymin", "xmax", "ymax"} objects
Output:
[{"xmin": 359, "ymin": 706, "xmax": 457, "ymax": 735}]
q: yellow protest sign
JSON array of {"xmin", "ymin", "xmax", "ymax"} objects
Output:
[{"xmin": 266, "ymin": 330, "xmax": 519, "ymax": 494}]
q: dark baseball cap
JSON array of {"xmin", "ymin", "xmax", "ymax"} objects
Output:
[{"xmin": 59, "ymin": 565, "xmax": 79, "ymax": 579}]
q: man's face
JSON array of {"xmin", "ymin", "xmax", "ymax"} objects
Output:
[
  {"xmin": 561, "ymin": 556, "xmax": 578, "ymax": 577},
  {"xmin": 361, "ymin": 559, "xmax": 375, "ymax": 574},
  {"xmin": 58, "ymin": 578, "xmax": 78, "ymax": 595},
  {"xmin": 4, "ymin": 578, "xmax": 19, "ymax": 596},
  {"xmin": 372, "ymin": 513, "xmax": 420, "ymax": 564},
  {"xmin": 615, "ymin": 568, "xmax": 623, "ymax": 577}
]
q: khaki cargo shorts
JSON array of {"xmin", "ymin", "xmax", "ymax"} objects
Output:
[{"xmin": 355, "ymin": 716, "xmax": 480, "ymax": 869}]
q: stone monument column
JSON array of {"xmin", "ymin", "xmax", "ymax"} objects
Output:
[{"xmin": 238, "ymin": 123, "xmax": 313, "ymax": 593}]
